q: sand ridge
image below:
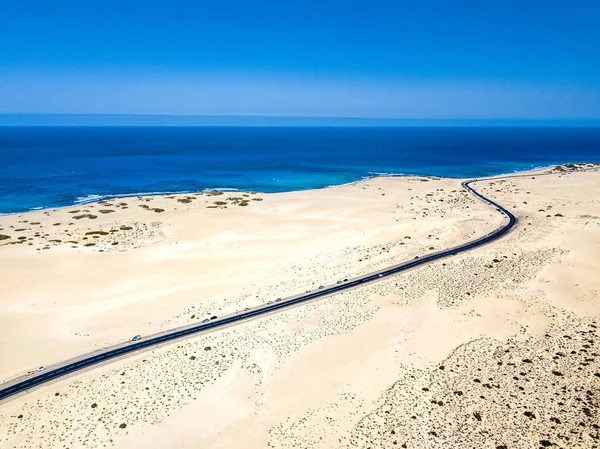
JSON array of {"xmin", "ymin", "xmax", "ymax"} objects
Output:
[{"xmin": 0, "ymin": 163, "xmax": 599, "ymax": 449}]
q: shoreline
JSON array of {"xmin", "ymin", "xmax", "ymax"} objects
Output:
[
  {"xmin": 2, "ymin": 161, "xmax": 596, "ymax": 217},
  {"xmin": 1, "ymin": 166, "xmax": 599, "ymax": 448}
]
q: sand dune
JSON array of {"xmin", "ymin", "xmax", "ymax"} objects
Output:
[{"xmin": 0, "ymin": 164, "xmax": 598, "ymax": 449}]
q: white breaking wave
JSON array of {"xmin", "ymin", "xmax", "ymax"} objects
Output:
[
  {"xmin": 74, "ymin": 194, "xmax": 109, "ymax": 204},
  {"xmin": 204, "ymin": 187, "xmax": 239, "ymax": 191},
  {"xmin": 366, "ymin": 171, "xmax": 410, "ymax": 178}
]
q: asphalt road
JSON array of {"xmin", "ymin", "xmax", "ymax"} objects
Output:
[{"xmin": 0, "ymin": 176, "xmax": 517, "ymax": 401}]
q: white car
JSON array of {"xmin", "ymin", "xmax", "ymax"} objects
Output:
[
  {"xmin": 131, "ymin": 335, "xmax": 142, "ymax": 341},
  {"xmin": 37, "ymin": 366, "xmax": 46, "ymax": 372}
]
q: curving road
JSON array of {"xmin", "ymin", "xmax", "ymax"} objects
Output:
[{"xmin": 0, "ymin": 176, "xmax": 518, "ymax": 401}]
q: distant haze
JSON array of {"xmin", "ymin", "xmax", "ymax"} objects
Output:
[{"xmin": 1, "ymin": 1, "xmax": 599, "ymax": 119}]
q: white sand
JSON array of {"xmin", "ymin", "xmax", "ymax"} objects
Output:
[{"xmin": 0, "ymin": 164, "xmax": 598, "ymax": 449}]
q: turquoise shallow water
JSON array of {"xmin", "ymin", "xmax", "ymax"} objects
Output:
[{"xmin": 1, "ymin": 126, "xmax": 600, "ymax": 214}]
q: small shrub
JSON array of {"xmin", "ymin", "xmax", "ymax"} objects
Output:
[
  {"xmin": 214, "ymin": 201, "xmax": 227, "ymax": 206},
  {"xmin": 85, "ymin": 231, "xmax": 109, "ymax": 236},
  {"xmin": 0, "ymin": 234, "xmax": 10, "ymax": 241},
  {"xmin": 151, "ymin": 208, "xmax": 164, "ymax": 213},
  {"xmin": 83, "ymin": 243, "xmax": 96, "ymax": 247},
  {"xmin": 99, "ymin": 209, "xmax": 115, "ymax": 214},
  {"xmin": 73, "ymin": 214, "xmax": 97, "ymax": 220}
]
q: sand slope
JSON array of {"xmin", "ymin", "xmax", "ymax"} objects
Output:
[{"xmin": 0, "ymin": 165, "xmax": 598, "ymax": 449}]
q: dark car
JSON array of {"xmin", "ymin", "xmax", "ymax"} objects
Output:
[{"xmin": 210, "ymin": 316, "xmax": 217, "ymax": 320}]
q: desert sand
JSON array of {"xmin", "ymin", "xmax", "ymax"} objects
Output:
[{"xmin": 0, "ymin": 163, "xmax": 598, "ymax": 449}]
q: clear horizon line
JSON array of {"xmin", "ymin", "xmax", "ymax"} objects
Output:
[{"xmin": 1, "ymin": 113, "xmax": 600, "ymax": 127}]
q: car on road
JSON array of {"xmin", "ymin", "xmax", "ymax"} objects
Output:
[
  {"xmin": 210, "ymin": 316, "xmax": 217, "ymax": 320},
  {"xmin": 378, "ymin": 274, "xmax": 383, "ymax": 278},
  {"xmin": 306, "ymin": 289, "xmax": 311, "ymax": 293},
  {"xmin": 337, "ymin": 280, "xmax": 342, "ymax": 284},
  {"xmin": 451, "ymin": 252, "xmax": 458, "ymax": 256},
  {"xmin": 202, "ymin": 318, "xmax": 210, "ymax": 323},
  {"xmin": 244, "ymin": 307, "xmax": 250, "ymax": 311},
  {"xmin": 131, "ymin": 335, "xmax": 142, "ymax": 342},
  {"xmin": 37, "ymin": 366, "xmax": 46, "ymax": 372},
  {"xmin": 276, "ymin": 298, "xmax": 282, "ymax": 302},
  {"xmin": 318, "ymin": 285, "xmax": 324, "ymax": 289},
  {"xmin": 26, "ymin": 370, "xmax": 35, "ymax": 376},
  {"xmin": 343, "ymin": 278, "xmax": 348, "ymax": 282},
  {"xmin": 268, "ymin": 301, "xmax": 273, "ymax": 304}
]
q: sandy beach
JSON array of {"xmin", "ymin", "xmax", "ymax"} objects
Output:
[{"xmin": 0, "ymin": 163, "xmax": 599, "ymax": 449}]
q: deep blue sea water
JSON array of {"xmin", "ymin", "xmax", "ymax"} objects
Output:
[{"xmin": 1, "ymin": 126, "xmax": 600, "ymax": 215}]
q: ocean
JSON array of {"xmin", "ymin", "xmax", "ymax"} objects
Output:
[{"xmin": 1, "ymin": 126, "xmax": 599, "ymax": 215}]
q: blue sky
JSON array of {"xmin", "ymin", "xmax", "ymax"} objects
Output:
[{"xmin": 1, "ymin": 0, "xmax": 599, "ymax": 120}]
